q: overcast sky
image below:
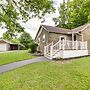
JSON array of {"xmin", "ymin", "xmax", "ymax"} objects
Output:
[{"xmin": 0, "ymin": 0, "xmax": 65, "ymax": 39}]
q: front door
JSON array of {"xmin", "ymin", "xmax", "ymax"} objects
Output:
[
  {"xmin": 60, "ymin": 36, "xmax": 66, "ymax": 43},
  {"xmin": 74, "ymin": 34, "xmax": 76, "ymax": 41},
  {"xmin": 60, "ymin": 36, "xmax": 66, "ymax": 49}
]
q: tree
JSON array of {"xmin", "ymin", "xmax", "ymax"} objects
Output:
[
  {"xmin": 0, "ymin": 0, "xmax": 55, "ymax": 39},
  {"xmin": 66, "ymin": 0, "xmax": 88, "ymax": 28},
  {"xmin": 11, "ymin": 38, "xmax": 21, "ymax": 44},
  {"xmin": 53, "ymin": 0, "xmax": 90, "ymax": 29},
  {"xmin": 19, "ymin": 31, "xmax": 33, "ymax": 49},
  {"xmin": 19, "ymin": 31, "xmax": 38, "ymax": 52},
  {"xmin": 3, "ymin": 32, "xmax": 12, "ymax": 40},
  {"xmin": 53, "ymin": 0, "xmax": 68, "ymax": 28}
]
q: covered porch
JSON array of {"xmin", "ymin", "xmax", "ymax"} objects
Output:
[{"xmin": 44, "ymin": 33, "xmax": 88, "ymax": 59}]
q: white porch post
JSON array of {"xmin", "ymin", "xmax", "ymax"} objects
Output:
[
  {"xmin": 44, "ymin": 46, "xmax": 46, "ymax": 56},
  {"xmin": 50, "ymin": 42, "xmax": 53, "ymax": 59},
  {"xmin": 80, "ymin": 34, "xmax": 84, "ymax": 50},
  {"xmin": 62, "ymin": 39, "xmax": 65, "ymax": 50},
  {"xmin": 81, "ymin": 34, "xmax": 84, "ymax": 42},
  {"xmin": 85, "ymin": 41, "xmax": 88, "ymax": 50},
  {"xmin": 59, "ymin": 39, "xmax": 61, "ymax": 50},
  {"xmin": 72, "ymin": 32, "xmax": 74, "ymax": 49},
  {"xmin": 75, "ymin": 40, "xmax": 78, "ymax": 50}
]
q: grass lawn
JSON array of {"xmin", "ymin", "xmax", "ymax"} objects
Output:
[
  {"xmin": 0, "ymin": 57, "xmax": 90, "ymax": 90},
  {"xmin": 0, "ymin": 50, "xmax": 36, "ymax": 65}
]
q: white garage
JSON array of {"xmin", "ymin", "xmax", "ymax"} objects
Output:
[
  {"xmin": 0, "ymin": 43, "xmax": 9, "ymax": 51},
  {"xmin": 0, "ymin": 39, "xmax": 11, "ymax": 52},
  {"xmin": 0, "ymin": 39, "xmax": 21, "ymax": 52}
]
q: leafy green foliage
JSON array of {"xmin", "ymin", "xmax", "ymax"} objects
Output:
[
  {"xmin": 3, "ymin": 32, "xmax": 12, "ymax": 40},
  {"xmin": 19, "ymin": 31, "xmax": 33, "ymax": 49},
  {"xmin": 19, "ymin": 32, "xmax": 38, "ymax": 52},
  {"xmin": 29, "ymin": 42, "xmax": 38, "ymax": 53},
  {"xmin": 10, "ymin": 38, "xmax": 21, "ymax": 44},
  {"xmin": 0, "ymin": 0, "xmax": 55, "ymax": 39},
  {"xmin": 3, "ymin": 32, "xmax": 21, "ymax": 44},
  {"xmin": 53, "ymin": 0, "xmax": 90, "ymax": 29},
  {"xmin": 53, "ymin": 0, "xmax": 68, "ymax": 28}
]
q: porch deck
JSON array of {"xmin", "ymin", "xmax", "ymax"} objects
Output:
[{"xmin": 44, "ymin": 40, "xmax": 88, "ymax": 59}]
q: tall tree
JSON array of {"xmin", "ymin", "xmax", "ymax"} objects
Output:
[
  {"xmin": 1, "ymin": 0, "xmax": 55, "ymax": 39},
  {"xmin": 53, "ymin": 0, "xmax": 90, "ymax": 29},
  {"xmin": 19, "ymin": 31, "xmax": 33, "ymax": 49},
  {"xmin": 53, "ymin": 0, "xmax": 68, "ymax": 28},
  {"xmin": 67, "ymin": 0, "xmax": 88, "ymax": 28}
]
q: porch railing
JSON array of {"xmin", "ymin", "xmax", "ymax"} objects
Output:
[
  {"xmin": 44, "ymin": 42, "xmax": 53, "ymax": 58},
  {"xmin": 44, "ymin": 40, "xmax": 88, "ymax": 59}
]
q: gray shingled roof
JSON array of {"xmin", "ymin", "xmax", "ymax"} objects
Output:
[
  {"xmin": 72, "ymin": 23, "xmax": 90, "ymax": 33},
  {"xmin": 0, "ymin": 39, "xmax": 23, "ymax": 46},
  {"xmin": 35, "ymin": 25, "xmax": 72, "ymax": 40},
  {"xmin": 35, "ymin": 23, "xmax": 90, "ymax": 39},
  {"xmin": 42, "ymin": 25, "xmax": 71, "ymax": 34},
  {"xmin": 0, "ymin": 39, "xmax": 13, "ymax": 44}
]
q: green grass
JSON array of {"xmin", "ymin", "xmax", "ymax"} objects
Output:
[
  {"xmin": 0, "ymin": 51, "xmax": 35, "ymax": 65},
  {"xmin": 0, "ymin": 57, "xmax": 90, "ymax": 90}
]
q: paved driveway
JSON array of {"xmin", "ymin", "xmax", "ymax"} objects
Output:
[{"xmin": 0, "ymin": 56, "xmax": 49, "ymax": 74}]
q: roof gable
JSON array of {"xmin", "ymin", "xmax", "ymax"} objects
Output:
[
  {"xmin": 35, "ymin": 25, "xmax": 44, "ymax": 40},
  {"xmin": 0, "ymin": 39, "xmax": 22, "ymax": 45},
  {"xmin": 35, "ymin": 23, "xmax": 90, "ymax": 40},
  {"xmin": 72, "ymin": 23, "xmax": 90, "ymax": 33},
  {"xmin": 42, "ymin": 25, "xmax": 71, "ymax": 34},
  {"xmin": 0, "ymin": 39, "xmax": 13, "ymax": 44},
  {"xmin": 35, "ymin": 25, "xmax": 71, "ymax": 40}
]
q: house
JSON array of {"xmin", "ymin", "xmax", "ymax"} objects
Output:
[
  {"xmin": 35, "ymin": 23, "xmax": 90, "ymax": 59},
  {"xmin": 0, "ymin": 39, "xmax": 22, "ymax": 52}
]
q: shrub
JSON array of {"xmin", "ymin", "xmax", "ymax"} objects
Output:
[{"xmin": 29, "ymin": 42, "xmax": 38, "ymax": 53}]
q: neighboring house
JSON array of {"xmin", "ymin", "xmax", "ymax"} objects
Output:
[
  {"xmin": 0, "ymin": 39, "xmax": 22, "ymax": 52},
  {"xmin": 35, "ymin": 23, "xmax": 90, "ymax": 59}
]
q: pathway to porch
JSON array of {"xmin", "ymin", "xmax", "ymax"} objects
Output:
[{"xmin": 0, "ymin": 56, "xmax": 49, "ymax": 74}]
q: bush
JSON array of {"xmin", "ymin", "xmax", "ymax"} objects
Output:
[{"xmin": 29, "ymin": 42, "xmax": 38, "ymax": 53}]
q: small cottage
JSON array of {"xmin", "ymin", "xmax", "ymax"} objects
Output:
[{"xmin": 35, "ymin": 23, "xmax": 90, "ymax": 59}]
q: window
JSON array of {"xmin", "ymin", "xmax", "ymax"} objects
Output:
[
  {"xmin": 61, "ymin": 37, "xmax": 65, "ymax": 41},
  {"xmin": 74, "ymin": 35, "xmax": 76, "ymax": 41},
  {"xmin": 60, "ymin": 36, "xmax": 66, "ymax": 41},
  {"xmin": 42, "ymin": 34, "xmax": 45, "ymax": 42},
  {"xmin": 60, "ymin": 36, "xmax": 66, "ymax": 44},
  {"xmin": 37, "ymin": 38, "xmax": 40, "ymax": 45}
]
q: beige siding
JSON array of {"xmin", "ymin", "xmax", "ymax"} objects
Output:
[
  {"xmin": 81, "ymin": 26, "xmax": 90, "ymax": 54},
  {"xmin": 36, "ymin": 28, "xmax": 49, "ymax": 53},
  {"xmin": 76, "ymin": 34, "xmax": 82, "ymax": 41},
  {"xmin": 36, "ymin": 28, "xmax": 72, "ymax": 53},
  {"xmin": 76, "ymin": 25, "xmax": 90, "ymax": 54},
  {"xmin": 49, "ymin": 33, "xmax": 72, "ymax": 44}
]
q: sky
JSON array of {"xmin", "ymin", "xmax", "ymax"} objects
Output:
[{"xmin": 0, "ymin": 0, "xmax": 65, "ymax": 39}]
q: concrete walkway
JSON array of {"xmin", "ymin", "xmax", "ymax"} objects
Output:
[{"xmin": 0, "ymin": 56, "xmax": 49, "ymax": 74}]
